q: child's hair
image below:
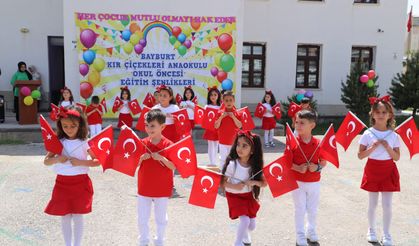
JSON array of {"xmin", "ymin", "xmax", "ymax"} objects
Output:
[
  {"xmin": 301, "ymin": 97, "xmax": 311, "ymax": 104},
  {"xmin": 222, "ymin": 90, "xmax": 235, "ymax": 100},
  {"xmin": 158, "ymin": 85, "xmax": 176, "ymax": 104},
  {"xmin": 370, "ymin": 101, "xmax": 396, "ymax": 129},
  {"xmin": 183, "ymin": 86, "xmax": 195, "ymax": 101},
  {"xmin": 262, "ymin": 90, "xmax": 276, "ymax": 106},
  {"xmin": 222, "ymin": 131, "xmax": 264, "ymax": 200},
  {"xmin": 56, "ymin": 106, "xmax": 88, "ymax": 140},
  {"xmin": 91, "ymin": 96, "xmax": 99, "ymax": 104},
  {"xmin": 296, "ymin": 109, "xmax": 317, "ymax": 123},
  {"xmin": 145, "ymin": 109, "xmax": 166, "ymax": 125},
  {"xmin": 207, "ymin": 87, "xmax": 221, "ymax": 106},
  {"xmin": 60, "ymin": 87, "xmax": 74, "ymax": 103},
  {"xmin": 120, "ymin": 86, "xmax": 131, "ymax": 100}
]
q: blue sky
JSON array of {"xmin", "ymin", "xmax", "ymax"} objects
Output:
[{"xmin": 407, "ymin": 0, "xmax": 419, "ymax": 15}]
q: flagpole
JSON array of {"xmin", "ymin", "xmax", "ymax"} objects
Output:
[
  {"xmin": 307, "ymin": 124, "xmax": 333, "ymax": 163},
  {"xmin": 286, "ymin": 123, "xmax": 311, "ymax": 165}
]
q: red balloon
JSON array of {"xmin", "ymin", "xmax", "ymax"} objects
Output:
[
  {"xmin": 367, "ymin": 70, "xmax": 376, "ymax": 79},
  {"xmin": 190, "ymin": 19, "xmax": 201, "ymax": 31},
  {"xmin": 216, "ymin": 71, "xmax": 227, "ymax": 83},
  {"xmin": 80, "ymin": 81, "xmax": 93, "ymax": 99},
  {"xmin": 172, "ymin": 26, "xmax": 182, "ymax": 37},
  {"xmin": 218, "ymin": 33, "xmax": 233, "ymax": 53}
]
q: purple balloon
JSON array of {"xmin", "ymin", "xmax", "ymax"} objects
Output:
[
  {"xmin": 184, "ymin": 39, "xmax": 192, "ymax": 49},
  {"xmin": 79, "ymin": 64, "xmax": 89, "ymax": 76},
  {"xmin": 139, "ymin": 39, "xmax": 147, "ymax": 47},
  {"xmin": 134, "ymin": 44, "xmax": 144, "ymax": 55},
  {"xmin": 210, "ymin": 67, "xmax": 219, "ymax": 77},
  {"xmin": 80, "ymin": 29, "xmax": 97, "ymax": 49},
  {"xmin": 304, "ymin": 91, "xmax": 313, "ymax": 98}
]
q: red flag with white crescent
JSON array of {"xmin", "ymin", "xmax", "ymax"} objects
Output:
[
  {"xmin": 165, "ymin": 135, "xmax": 197, "ymax": 178},
  {"xmin": 88, "ymin": 125, "xmax": 114, "ymax": 171},
  {"xmin": 192, "ymin": 96, "xmax": 198, "ymax": 104},
  {"xmin": 176, "ymin": 93, "xmax": 183, "ymax": 105},
  {"xmin": 112, "ymin": 96, "xmax": 123, "ymax": 113},
  {"xmin": 202, "ymin": 107, "xmax": 219, "ymax": 131},
  {"xmin": 272, "ymin": 103, "xmax": 282, "ymax": 119},
  {"xmin": 128, "ymin": 99, "xmax": 142, "ymax": 115},
  {"xmin": 100, "ymin": 98, "xmax": 107, "ymax": 112},
  {"xmin": 263, "ymin": 156, "xmax": 298, "ymax": 198},
  {"xmin": 135, "ymin": 106, "xmax": 151, "ymax": 132},
  {"xmin": 254, "ymin": 103, "xmax": 266, "ymax": 118},
  {"xmin": 39, "ymin": 114, "xmax": 63, "ymax": 155},
  {"xmin": 335, "ymin": 111, "xmax": 366, "ymax": 151},
  {"xmin": 50, "ymin": 103, "xmax": 60, "ymax": 121},
  {"xmin": 189, "ymin": 167, "xmax": 222, "ymax": 209},
  {"xmin": 395, "ymin": 116, "xmax": 419, "ymax": 159},
  {"xmin": 194, "ymin": 104, "xmax": 205, "ymax": 125},
  {"xmin": 142, "ymin": 93, "xmax": 156, "ymax": 108},
  {"xmin": 287, "ymin": 101, "xmax": 302, "ymax": 118},
  {"xmin": 319, "ymin": 124, "xmax": 339, "ymax": 168},
  {"xmin": 172, "ymin": 108, "xmax": 191, "ymax": 139},
  {"xmin": 237, "ymin": 107, "xmax": 255, "ymax": 131}
]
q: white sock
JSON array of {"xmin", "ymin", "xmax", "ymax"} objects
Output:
[
  {"xmin": 72, "ymin": 214, "xmax": 84, "ymax": 246},
  {"xmin": 61, "ymin": 214, "xmax": 72, "ymax": 246},
  {"xmin": 382, "ymin": 192, "xmax": 393, "ymax": 237},
  {"xmin": 235, "ymin": 216, "xmax": 250, "ymax": 246},
  {"xmin": 264, "ymin": 130, "xmax": 269, "ymax": 144},
  {"xmin": 269, "ymin": 129, "xmax": 275, "ymax": 142},
  {"xmin": 368, "ymin": 192, "xmax": 379, "ymax": 232}
]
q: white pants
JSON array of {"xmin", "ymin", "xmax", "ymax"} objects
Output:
[
  {"xmin": 89, "ymin": 124, "xmax": 102, "ymax": 137},
  {"xmin": 368, "ymin": 192, "xmax": 393, "ymax": 237},
  {"xmin": 292, "ymin": 181, "xmax": 320, "ymax": 237},
  {"xmin": 264, "ymin": 129, "xmax": 274, "ymax": 144},
  {"xmin": 137, "ymin": 195, "xmax": 169, "ymax": 246},
  {"xmin": 219, "ymin": 144, "xmax": 232, "ymax": 171},
  {"xmin": 207, "ymin": 140, "xmax": 219, "ymax": 166}
]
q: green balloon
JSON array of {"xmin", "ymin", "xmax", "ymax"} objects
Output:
[
  {"xmin": 177, "ymin": 45, "xmax": 187, "ymax": 56},
  {"xmin": 220, "ymin": 54, "xmax": 235, "ymax": 72},
  {"xmin": 31, "ymin": 90, "xmax": 41, "ymax": 99},
  {"xmin": 174, "ymin": 40, "xmax": 181, "ymax": 49},
  {"xmin": 121, "ymin": 17, "xmax": 130, "ymax": 27},
  {"xmin": 85, "ymin": 98, "xmax": 91, "ymax": 106},
  {"xmin": 130, "ymin": 33, "xmax": 141, "ymax": 45},
  {"xmin": 214, "ymin": 53, "xmax": 223, "ymax": 67},
  {"xmin": 123, "ymin": 43, "xmax": 134, "ymax": 54},
  {"xmin": 169, "ymin": 35, "xmax": 177, "ymax": 45},
  {"xmin": 367, "ymin": 80, "xmax": 374, "ymax": 88}
]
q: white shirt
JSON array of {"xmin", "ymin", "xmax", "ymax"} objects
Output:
[
  {"xmin": 120, "ymin": 100, "xmax": 130, "ymax": 114},
  {"xmin": 262, "ymin": 103, "xmax": 274, "ymax": 118},
  {"xmin": 180, "ymin": 100, "xmax": 195, "ymax": 120},
  {"xmin": 60, "ymin": 101, "xmax": 73, "ymax": 108},
  {"xmin": 205, "ymin": 104, "xmax": 220, "ymax": 110},
  {"xmin": 52, "ymin": 139, "xmax": 90, "ymax": 176},
  {"xmin": 152, "ymin": 104, "xmax": 180, "ymax": 125},
  {"xmin": 359, "ymin": 128, "xmax": 400, "ymax": 160},
  {"xmin": 224, "ymin": 160, "xmax": 252, "ymax": 193}
]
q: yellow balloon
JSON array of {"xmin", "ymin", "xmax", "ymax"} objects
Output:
[
  {"xmin": 174, "ymin": 41, "xmax": 181, "ymax": 49},
  {"xmin": 183, "ymin": 26, "xmax": 192, "ymax": 37},
  {"xmin": 215, "ymin": 53, "xmax": 223, "ymax": 67},
  {"xmin": 130, "ymin": 33, "xmax": 141, "ymax": 45},
  {"xmin": 93, "ymin": 58, "xmax": 105, "ymax": 72},
  {"xmin": 123, "ymin": 43, "xmax": 134, "ymax": 54},
  {"xmin": 135, "ymin": 30, "xmax": 144, "ymax": 40},
  {"xmin": 24, "ymin": 96, "xmax": 34, "ymax": 106},
  {"xmin": 88, "ymin": 69, "xmax": 101, "ymax": 87}
]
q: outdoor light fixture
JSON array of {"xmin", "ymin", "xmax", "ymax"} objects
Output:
[{"xmin": 20, "ymin": 27, "xmax": 29, "ymax": 33}]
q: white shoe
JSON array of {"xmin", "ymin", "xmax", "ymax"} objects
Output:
[
  {"xmin": 366, "ymin": 229, "xmax": 378, "ymax": 243},
  {"xmin": 153, "ymin": 238, "xmax": 164, "ymax": 246},
  {"xmin": 306, "ymin": 231, "xmax": 319, "ymax": 243},
  {"xmin": 381, "ymin": 235, "xmax": 393, "ymax": 246},
  {"xmin": 243, "ymin": 232, "xmax": 251, "ymax": 245},
  {"xmin": 296, "ymin": 233, "xmax": 308, "ymax": 246}
]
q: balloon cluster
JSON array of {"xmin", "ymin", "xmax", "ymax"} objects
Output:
[
  {"xmin": 121, "ymin": 23, "xmax": 146, "ymax": 55},
  {"xmin": 359, "ymin": 70, "xmax": 376, "ymax": 88},
  {"xmin": 168, "ymin": 26, "xmax": 193, "ymax": 57},
  {"xmin": 21, "ymin": 86, "xmax": 41, "ymax": 106},
  {"xmin": 295, "ymin": 89, "xmax": 314, "ymax": 102},
  {"xmin": 209, "ymin": 33, "xmax": 235, "ymax": 91}
]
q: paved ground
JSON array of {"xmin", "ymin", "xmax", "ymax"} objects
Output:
[{"xmin": 0, "ymin": 136, "xmax": 418, "ymax": 246}]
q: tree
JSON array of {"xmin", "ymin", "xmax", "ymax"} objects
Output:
[{"xmin": 389, "ymin": 52, "xmax": 419, "ymax": 116}]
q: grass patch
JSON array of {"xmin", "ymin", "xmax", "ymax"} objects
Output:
[{"xmin": 0, "ymin": 139, "xmax": 26, "ymax": 145}]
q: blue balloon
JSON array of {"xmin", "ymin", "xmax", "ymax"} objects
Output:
[
  {"xmin": 83, "ymin": 50, "xmax": 96, "ymax": 65},
  {"xmin": 177, "ymin": 33, "xmax": 186, "ymax": 44},
  {"xmin": 221, "ymin": 79, "xmax": 233, "ymax": 91},
  {"xmin": 122, "ymin": 30, "xmax": 131, "ymax": 41},
  {"xmin": 304, "ymin": 91, "xmax": 314, "ymax": 98},
  {"xmin": 296, "ymin": 94, "xmax": 304, "ymax": 102}
]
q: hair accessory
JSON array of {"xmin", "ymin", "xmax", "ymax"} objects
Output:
[
  {"xmin": 369, "ymin": 95, "xmax": 391, "ymax": 105},
  {"xmin": 58, "ymin": 106, "xmax": 80, "ymax": 118},
  {"xmin": 236, "ymin": 129, "xmax": 256, "ymax": 145}
]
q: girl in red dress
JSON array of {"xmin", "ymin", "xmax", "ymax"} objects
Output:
[
  {"xmin": 116, "ymin": 86, "xmax": 133, "ymax": 128},
  {"xmin": 260, "ymin": 90, "xmax": 278, "ymax": 147},
  {"xmin": 203, "ymin": 86, "xmax": 221, "ymax": 166}
]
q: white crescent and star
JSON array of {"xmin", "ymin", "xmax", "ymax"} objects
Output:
[
  {"xmin": 41, "ymin": 127, "xmax": 52, "ymax": 140},
  {"xmin": 130, "ymin": 101, "xmax": 137, "ymax": 108},
  {"xmin": 329, "ymin": 135, "xmax": 337, "ymax": 149},
  {"xmin": 177, "ymin": 147, "xmax": 192, "ymax": 164},
  {"xmin": 208, "ymin": 111, "xmax": 215, "ymax": 122},
  {"xmin": 98, "ymin": 137, "xmax": 111, "ymax": 151},
  {"xmin": 178, "ymin": 114, "xmax": 186, "ymax": 125},
  {"xmin": 198, "ymin": 109, "xmax": 204, "ymax": 118},
  {"xmin": 122, "ymin": 138, "xmax": 137, "ymax": 158},
  {"xmin": 290, "ymin": 105, "xmax": 296, "ymax": 111},
  {"xmin": 407, "ymin": 128, "xmax": 413, "ymax": 144},
  {"xmin": 269, "ymin": 163, "xmax": 284, "ymax": 182},
  {"xmin": 201, "ymin": 175, "xmax": 214, "ymax": 193},
  {"xmin": 346, "ymin": 121, "xmax": 356, "ymax": 136}
]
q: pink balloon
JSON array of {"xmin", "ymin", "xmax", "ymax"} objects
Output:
[
  {"xmin": 360, "ymin": 75, "xmax": 369, "ymax": 83},
  {"xmin": 134, "ymin": 44, "xmax": 144, "ymax": 54},
  {"xmin": 80, "ymin": 29, "xmax": 97, "ymax": 49},
  {"xmin": 79, "ymin": 64, "xmax": 89, "ymax": 76},
  {"xmin": 20, "ymin": 86, "xmax": 31, "ymax": 96},
  {"xmin": 367, "ymin": 70, "xmax": 376, "ymax": 79},
  {"xmin": 297, "ymin": 89, "xmax": 306, "ymax": 95},
  {"xmin": 210, "ymin": 67, "xmax": 219, "ymax": 77},
  {"xmin": 184, "ymin": 39, "xmax": 192, "ymax": 49}
]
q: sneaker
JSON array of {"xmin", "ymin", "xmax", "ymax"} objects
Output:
[
  {"xmin": 243, "ymin": 232, "xmax": 251, "ymax": 245},
  {"xmin": 270, "ymin": 141, "xmax": 275, "ymax": 147},
  {"xmin": 381, "ymin": 235, "xmax": 393, "ymax": 246},
  {"xmin": 296, "ymin": 234, "xmax": 308, "ymax": 246},
  {"xmin": 264, "ymin": 143, "xmax": 270, "ymax": 148},
  {"xmin": 306, "ymin": 231, "xmax": 319, "ymax": 243},
  {"xmin": 366, "ymin": 229, "xmax": 378, "ymax": 243}
]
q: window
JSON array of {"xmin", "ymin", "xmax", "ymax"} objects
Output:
[
  {"xmin": 354, "ymin": 0, "xmax": 378, "ymax": 3},
  {"xmin": 351, "ymin": 46, "xmax": 374, "ymax": 72},
  {"xmin": 242, "ymin": 42, "xmax": 266, "ymax": 88},
  {"xmin": 295, "ymin": 45, "xmax": 321, "ymax": 88}
]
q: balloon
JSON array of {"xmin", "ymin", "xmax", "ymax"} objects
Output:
[
  {"xmin": 296, "ymin": 94, "xmax": 305, "ymax": 102},
  {"xmin": 88, "ymin": 70, "xmax": 101, "ymax": 87},
  {"xmin": 122, "ymin": 30, "xmax": 131, "ymax": 41},
  {"xmin": 190, "ymin": 19, "xmax": 201, "ymax": 31},
  {"xmin": 130, "ymin": 33, "xmax": 141, "ymax": 45},
  {"xmin": 367, "ymin": 80, "xmax": 374, "ymax": 88},
  {"xmin": 135, "ymin": 30, "xmax": 144, "ymax": 40},
  {"xmin": 217, "ymin": 71, "xmax": 227, "ymax": 83},
  {"xmin": 214, "ymin": 53, "xmax": 223, "ymax": 67},
  {"xmin": 368, "ymin": 70, "xmax": 376, "ymax": 79},
  {"xmin": 121, "ymin": 17, "xmax": 130, "ymax": 27},
  {"xmin": 129, "ymin": 23, "xmax": 141, "ymax": 34},
  {"xmin": 83, "ymin": 50, "xmax": 96, "ymax": 65},
  {"xmin": 174, "ymin": 41, "xmax": 181, "ymax": 49},
  {"xmin": 360, "ymin": 75, "xmax": 369, "ymax": 83},
  {"xmin": 177, "ymin": 45, "xmax": 187, "ymax": 56},
  {"xmin": 172, "ymin": 26, "xmax": 182, "ymax": 37},
  {"xmin": 304, "ymin": 90, "xmax": 314, "ymax": 98},
  {"xmin": 79, "ymin": 63, "xmax": 89, "ymax": 76},
  {"xmin": 177, "ymin": 33, "xmax": 186, "ymax": 43},
  {"xmin": 85, "ymin": 98, "xmax": 91, "ymax": 106},
  {"xmin": 183, "ymin": 26, "xmax": 192, "ymax": 37},
  {"xmin": 80, "ymin": 29, "xmax": 96, "ymax": 49},
  {"xmin": 169, "ymin": 35, "xmax": 177, "ymax": 45},
  {"xmin": 297, "ymin": 89, "xmax": 306, "ymax": 95},
  {"xmin": 184, "ymin": 39, "xmax": 192, "ymax": 49},
  {"xmin": 93, "ymin": 58, "xmax": 105, "ymax": 72},
  {"xmin": 220, "ymin": 54, "xmax": 235, "ymax": 72},
  {"xmin": 20, "ymin": 86, "xmax": 31, "ymax": 96},
  {"xmin": 123, "ymin": 43, "xmax": 134, "ymax": 54},
  {"xmin": 31, "ymin": 90, "xmax": 41, "ymax": 99},
  {"xmin": 221, "ymin": 79, "xmax": 233, "ymax": 91},
  {"xmin": 218, "ymin": 33, "xmax": 233, "ymax": 53},
  {"xmin": 80, "ymin": 82, "xmax": 93, "ymax": 99},
  {"xmin": 134, "ymin": 44, "xmax": 144, "ymax": 54},
  {"xmin": 23, "ymin": 96, "xmax": 34, "ymax": 106},
  {"xmin": 210, "ymin": 67, "xmax": 219, "ymax": 77},
  {"xmin": 139, "ymin": 39, "xmax": 147, "ymax": 47}
]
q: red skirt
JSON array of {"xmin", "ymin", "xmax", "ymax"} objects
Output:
[
  {"xmin": 262, "ymin": 117, "xmax": 276, "ymax": 130},
  {"xmin": 45, "ymin": 174, "xmax": 93, "ymax": 216},
  {"xmin": 162, "ymin": 124, "xmax": 179, "ymax": 143},
  {"xmin": 203, "ymin": 129, "xmax": 218, "ymax": 141},
  {"xmin": 118, "ymin": 113, "xmax": 133, "ymax": 128},
  {"xmin": 361, "ymin": 159, "xmax": 400, "ymax": 192},
  {"xmin": 225, "ymin": 192, "xmax": 260, "ymax": 220}
]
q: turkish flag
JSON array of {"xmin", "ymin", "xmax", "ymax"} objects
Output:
[
  {"xmin": 135, "ymin": 106, "xmax": 151, "ymax": 132},
  {"xmin": 100, "ymin": 98, "xmax": 107, "ymax": 112},
  {"xmin": 76, "ymin": 103, "xmax": 87, "ymax": 113},
  {"xmin": 263, "ymin": 156, "xmax": 298, "ymax": 198},
  {"xmin": 189, "ymin": 167, "xmax": 222, "ymax": 209},
  {"xmin": 237, "ymin": 107, "xmax": 255, "ymax": 131},
  {"xmin": 287, "ymin": 101, "xmax": 302, "ymax": 118},
  {"xmin": 88, "ymin": 125, "xmax": 114, "ymax": 171},
  {"xmin": 194, "ymin": 105, "xmax": 205, "ymax": 125},
  {"xmin": 39, "ymin": 115, "xmax": 63, "ymax": 155},
  {"xmin": 254, "ymin": 103, "xmax": 266, "ymax": 118},
  {"xmin": 202, "ymin": 107, "xmax": 219, "ymax": 131},
  {"xmin": 165, "ymin": 135, "xmax": 197, "ymax": 178},
  {"xmin": 172, "ymin": 109, "xmax": 191, "ymax": 139},
  {"xmin": 272, "ymin": 103, "xmax": 282, "ymax": 119},
  {"xmin": 112, "ymin": 126, "xmax": 145, "ymax": 176},
  {"xmin": 335, "ymin": 111, "xmax": 366, "ymax": 151},
  {"xmin": 142, "ymin": 92, "xmax": 155, "ymax": 108},
  {"xmin": 176, "ymin": 93, "xmax": 183, "ymax": 105},
  {"xmin": 112, "ymin": 96, "xmax": 123, "ymax": 113},
  {"xmin": 319, "ymin": 124, "xmax": 339, "ymax": 168},
  {"xmin": 395, "ymin": 116, "xmax": 419, "ymax": 159},
  {"xmin": 408, "ymin": 6, "xmax": 413, "ymax": 32},
  {"xmin": 192, "ymin": 96, "xmax": 198, "ymax": 104},
  {"xmin": 50, "ymin": 103, "xmax": 60, "ymax": 121},
  {"xmin": 284, "ymin": 123, "xmax": 299, "ymax": 166},
  {"xmin": 128, "ymin": 99, "xmax": 142, "ymax": 115}
]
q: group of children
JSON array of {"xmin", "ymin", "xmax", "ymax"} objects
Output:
[{"xmin": 45, "ymin": 86, "xmax": 401, "ymax": 246}]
